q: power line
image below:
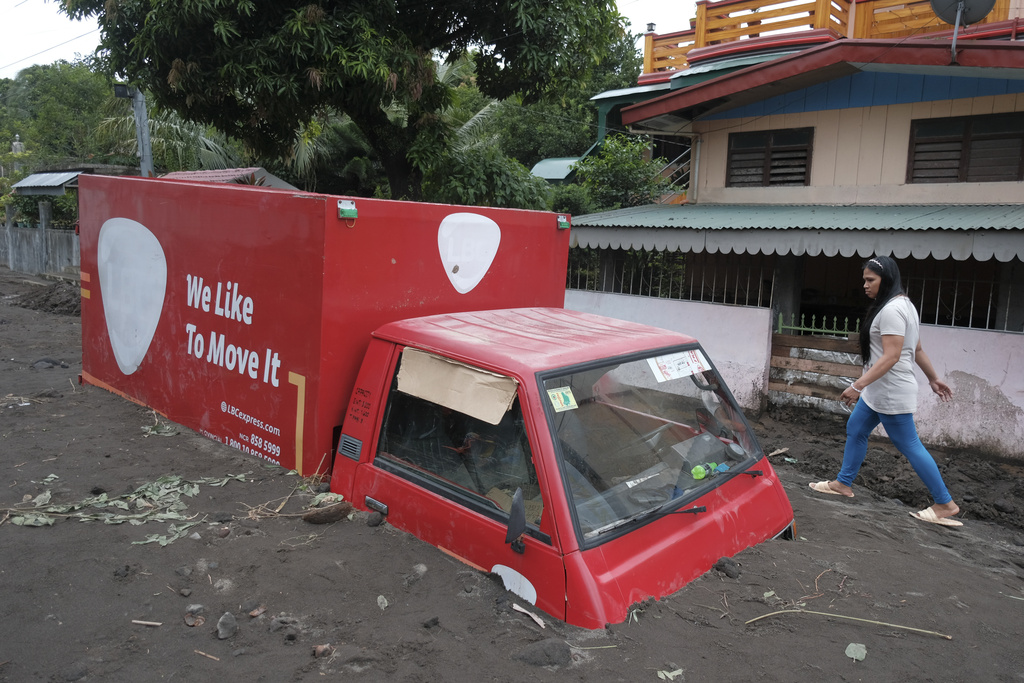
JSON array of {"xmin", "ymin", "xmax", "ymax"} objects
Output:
[{"xmin": 0, "ymin": 27, "xmax": 99, "ymax": 72}]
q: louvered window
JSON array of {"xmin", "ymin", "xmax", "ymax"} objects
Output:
[
  {"xmin": 726, "ymin": 128, "xmax": 812, "ymax": 187},
  {"xmin": 908, "ymin": 113, "xmax": 1024, "ymax": 184}
]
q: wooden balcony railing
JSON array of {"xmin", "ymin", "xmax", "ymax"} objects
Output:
[
  {"xmin": 855, "ymin": 0, "xmax": 1010, "ymax": 39},
  {"xmin": 641, "ymin": 0, "xmax": 1011, "ymax": 79}
]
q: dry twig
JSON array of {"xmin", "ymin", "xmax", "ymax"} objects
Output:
[{"xmin": 746, "ymin": 609, "xmax": 952, "ymax": 640}]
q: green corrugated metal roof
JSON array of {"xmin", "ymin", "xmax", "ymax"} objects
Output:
[{"xmin": 572, "ymin": 204, "xmax": 1024, "ymax": 231}]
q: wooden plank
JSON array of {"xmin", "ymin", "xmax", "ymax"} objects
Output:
[
  {"xmin": 771, "ymin": 333, "xmax": 859, "ymax": 353},
  {"xmin": 770, "ymin": 355, "xmax": 862, "ymax": 378},
  {"xmin": 768, "ymin": 381, "xmax": 843, "ymax": 400}
]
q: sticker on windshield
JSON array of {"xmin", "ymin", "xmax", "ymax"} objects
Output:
[
  {"xmin": 546, "ymin": 387, "xmax": 578, "ymax": 412},
  {"xmin": 648, "ymin": 350, "xmax": 711, "ymax": 382}
]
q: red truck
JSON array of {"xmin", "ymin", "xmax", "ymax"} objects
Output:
[{"xmin": 79, "ymin": 176, "xmax": 794, "ymax": 629}]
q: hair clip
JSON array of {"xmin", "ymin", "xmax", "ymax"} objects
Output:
[{"xmin": 869, "ymin": 258, "xmax": 884, "ymax": 270}]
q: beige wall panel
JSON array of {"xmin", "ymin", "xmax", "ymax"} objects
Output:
[
  {"xmin": 856, "ymin": 107, "xmax": 888, "ymax": 185},
  {"xmin": 972, "ymin": 97, "xmax": 995, "ymax": 116},
  {"xmin": 880, "ymin": 104, "xmax": 913, "ymax": 185},
  {"xmin": 991, "ymin": 94, "xmax": 1017, "ymax": 114},
  {"xmin": 834, "ymin": 108, "xmax": 864, "ymax": 186},
  {"xmin": 911, "ymin": 101, "xmax": 933, "ymax": 119},
  {"xmin": 699, "ymin": 182, "xmax": 1024, "ymax": 205},
  {"xmin": 811, "ymin": 110, "xmax": 841, "ymax": 187},
  {"xmin": 700, "ymin": 129, "xmax": 730, "ymax": 192},
  {"xmin": 929, "ymin": 100, "xmax": 953, "ymax": 118},
  {"xmin": 950, "ymin": 98, "xmax": 973, "ymax": 117}
]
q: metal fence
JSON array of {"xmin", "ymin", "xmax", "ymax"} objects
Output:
[{"xmin": 566, "ymin": 247, "xmax": 774, "ymax": 307}]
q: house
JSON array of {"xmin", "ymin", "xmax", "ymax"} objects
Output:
[{"xmin": 567, "ymin": 0, "xmax": 1024, "ymax": 459}]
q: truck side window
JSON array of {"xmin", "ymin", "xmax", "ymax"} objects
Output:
[{"xmin": 374, "ymin": 362, "xmax": 544, "ymax": 527}]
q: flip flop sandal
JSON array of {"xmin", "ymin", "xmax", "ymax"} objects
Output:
[
  {"xmin": 808, "ymin": 481, "xmax": 854, "ymax": 497},
  {"xmin": 910, "ymin": 508, "xmax": 963, "ymax": 527}
]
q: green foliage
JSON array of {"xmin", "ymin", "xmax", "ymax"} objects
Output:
[
  {"xmin": 2, "ymin": 61, "xmax": 112, "ymax": 166},
  {"xmin": 422, "ymin": 145, "xmax": 550, "ymax": 209},
  {"xmin": 484, "ymin": 31, "xmax": 643, "ymax": 169},
  {"xmin": 59, "ymin": 0, "xmax": 625, "ymax": 199},
  {"xmin": 572, "ymin": 134, "xmax": 671, "ymax": 211},
  {"xmin": 551, "ymin": 183, "xmax": 596, "ymax": 216}
]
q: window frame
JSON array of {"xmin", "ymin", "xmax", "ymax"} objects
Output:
[
  {"xmin": 906, "ymin": 112, "xmax": 1024, "ymax": 184},
  {"xmin": 372, "ymin": 349, "xmax": 551, "ymax": 544},
  {"xmin": 725, "ymin": 127, "xmax": 814, "ymax": 188}
]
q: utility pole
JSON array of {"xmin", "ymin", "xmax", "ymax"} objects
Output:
[{"xmin": 114, "ymin": 85, "xmax": 154, "ymax": 177}]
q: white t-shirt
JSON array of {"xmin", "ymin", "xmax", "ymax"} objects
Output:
[{"xmin": 862, "ymin": 296, "xmax": 920, "ymax": 415}]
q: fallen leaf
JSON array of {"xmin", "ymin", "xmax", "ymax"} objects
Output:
[
  {"xmin": 658, "ymin": 669, "xmax": 684, "ymax": 681},
  {"xmin": 248, "ymin": 605, "xmax": 267, "ymax": 618},
  {"xmin": 845, "ymin": 643, "xmax": 867, "ymax": 661}
]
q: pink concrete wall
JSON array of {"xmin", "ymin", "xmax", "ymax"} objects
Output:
[
  {"xmin": 564, "ymin": 291, "xmax": 773, "ymax": 412},
  {"xmin": 915, "ymin": 325, "xmax": 1024, "ymax": 459}
]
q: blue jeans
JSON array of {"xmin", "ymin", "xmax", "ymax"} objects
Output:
[{"xmin": 837, "ymin": 400, "xmax": 953, "ymax": 505}]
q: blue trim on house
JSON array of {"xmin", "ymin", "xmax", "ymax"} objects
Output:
[{"xmin": 703, "ymin": 72, "xmax": 1024, "ymax": 119}]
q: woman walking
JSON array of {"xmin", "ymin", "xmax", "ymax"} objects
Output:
[{"xmin": 809, "ymin": 256, "xmax": 961, "ymax": 527}]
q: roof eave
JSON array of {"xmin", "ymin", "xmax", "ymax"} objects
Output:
[{"xmin": 622, "ymin": 40, "xmax": 1024, "ymax": 128}]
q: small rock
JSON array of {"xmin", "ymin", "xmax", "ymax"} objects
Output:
[
  {"xmin": 316, "ymin": 482, "xmax": 332, "ymax": 493},
  {"xmin": 1012, "ymin": 534, "xmax": 1024, "ymax": 547},
  {"xmin": 994, "ymin": 499, "xmax": 1016, "ymax": 514},
  {"xmin": 217, "ymin": 612, "xmax": 238, "ymax": 639},
  {"xmin": 403, "ymin": 563, "xmax": 428, "ymax": 588},
  {"xmin": 312, "ymin": 644, "xmax": 334, "ymax": 658},
  {"xmin": 216, "ymin": 527, "xmax": 230, "ymax": 538},
  {"xmin": 185, "ymin": 604, "xmax": 205, "ymax": 614},
  {"xmin": 423, "ymin": 616, "xmax": 440, "ymax": 629},
  {"xmin": 302, "ymin": 501, "xmax": 354, "ymax": 524},
  {"xmin": 516, "ymin": 638, "xmax": 572, "ymax": 667},
  {"xmin": 962, "ymin": 493, "xmax": 978, "ymax": 503},
  {"xmin": 366, "ymin": 511, "xmax": 385, "ymax": 527},
  {"xmin": 113, "ymin": 564, "xmax": 131, "ymax": 578},
  {"xmin": 269, "ymin": 616, "xmax": 299, "ymax": 632},
  {"xmin": 179, "ymin": 588, "xmax": 192, "ymax": 597},
  {"xmin": 208, "ymin": 561, "xmax": 219, "ymax": 570},
  {"xmin": 90, "ymin": 486, "xmax": 107, "ymax": 495},
  {"xmin": 188, "ymin": 531, "xmax": 202, "ymax": 541},
  {"xmin": 232, "ymin": 648, "xmax": 248, "ymax": 657},
  {"xmin": 239, "ymin": 598, "xmax": 261, "ymax": 613},
  {"xmin": 174, "ymin": 566, "xmax": 192, "ymax": 577},
  {"xmin": 713, "ymin": 557, "xmax": 741, "ymax": 579}
]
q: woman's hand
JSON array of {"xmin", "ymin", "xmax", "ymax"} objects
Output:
[
  {"xmin": 839, "ymin": 385, "xmax": 861, "ymax": 407},
  {"xmin": 929, "ymin": 379, "xmax": 953, "ymax": 402}
]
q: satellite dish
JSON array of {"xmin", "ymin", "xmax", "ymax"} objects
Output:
[
  {"xmin": 930, "ymin": 0, "xmax": 996, "ymax": 25},
  {"xmin": 930, "ymin": 0, "xmax": 997, "ymax": 63}
]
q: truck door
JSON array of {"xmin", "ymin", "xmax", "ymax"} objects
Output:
[{"xmin": 351, "ymin": 348, "xmax": 567, "ymax": 622}]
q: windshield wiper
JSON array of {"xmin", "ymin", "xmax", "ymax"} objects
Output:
[{"xmin": 588, "ymin": 502, "xmax": 708, "ymax": 537}]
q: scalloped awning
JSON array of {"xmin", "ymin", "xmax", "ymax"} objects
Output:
[{"xmin": 570, "ymin": 204, "xmax": 1024, "ymax": 262}]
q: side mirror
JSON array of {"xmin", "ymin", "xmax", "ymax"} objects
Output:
[{"xmin": 505, "ymin": 487, "xmax": 527, "ymax": 554}]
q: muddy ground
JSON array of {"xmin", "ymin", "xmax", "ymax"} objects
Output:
[{"xmin": 2, "ymin": 266, "xmax": 1023, "ymax": 682}]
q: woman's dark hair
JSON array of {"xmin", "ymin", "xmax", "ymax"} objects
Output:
[{"xmin": 859, "ymin": 255, "xmax": 905, "ymax": 363}]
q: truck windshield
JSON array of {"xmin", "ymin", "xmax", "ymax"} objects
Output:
[{"xmin": 541, "ymin": 347, "xmax": 758, "ymax": 541}]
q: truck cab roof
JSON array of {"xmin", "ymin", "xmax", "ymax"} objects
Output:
[{"xmin": 372, "ymin": 307, "xmax": 698, "ymax": 375}]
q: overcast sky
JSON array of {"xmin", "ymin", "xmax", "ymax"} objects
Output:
[{"xmin": 0, "ymin": 0, "xmax": 697, "ymax": 81}]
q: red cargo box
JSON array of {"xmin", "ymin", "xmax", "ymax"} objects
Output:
[{"xmin": 78, "ymin": 176, "xmax": 569, "ymax": 475}]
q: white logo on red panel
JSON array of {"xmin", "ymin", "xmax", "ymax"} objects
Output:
[
  {"xmin": 437, "ymin": 213, "xmax": 500, "ymax": 294},
  {"xmin": 97, "ymin": 218, "xmax": 167, "ymax": 375}
]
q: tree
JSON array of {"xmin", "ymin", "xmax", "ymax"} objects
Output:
[
  {"xmin": 572, "ymin": 134, "xmax": 670, "ymax": 211},
  {"xmin": 486, "ymin": 30, "xmax": 644, "ymax": 169},
  {"xmin": 60, "ymin": 0, "xmax": 626, "ymax": 199},
  {"xmin": 3, "ymin": 61, "xmax": 111, "ymax": 166}
]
